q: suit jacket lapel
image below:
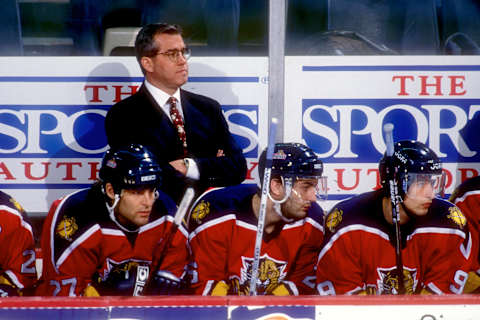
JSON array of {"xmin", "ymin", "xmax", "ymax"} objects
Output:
[
  {"xmin": 141, "ymin": 84, "xmax": 177, "ymax": 132},
  {"xmin": 180, "ymin": 89, "xmax": 194, "ymax": 137}
]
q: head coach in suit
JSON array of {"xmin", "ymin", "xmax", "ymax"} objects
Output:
[{"xmin": 105, "ymin": 23, "xmax": 247, "ymax": 203}]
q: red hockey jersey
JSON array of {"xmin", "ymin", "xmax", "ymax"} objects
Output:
[
  {"xmin": 449, "ymin": 176, "xmax": 480, "ymax": 292},
  {"xmin": 317, "ymin": 190, "xmax": 471, "ymax": 295},
  {"xmin": 0, "ymin": 191, "xmax": 36, "ymax": 294},
  {"xmin": 36, "ymin": 185, "xmax": 189, "ymax": 296},
  {"xmin": 188, "ymin": 185, "xmax": 324, "ymax": 295}
]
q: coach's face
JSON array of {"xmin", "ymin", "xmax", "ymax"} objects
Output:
[{"xmin": 141, "ymin": 33, "xmax": 189, "ymax": 95}]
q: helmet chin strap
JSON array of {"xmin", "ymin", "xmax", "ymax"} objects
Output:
[
  {"xmin": 102, "ymin": 187, "xmax": 139, "ymax": 233},
  {"xmin": 267, "ymin": 176, "xmax": 294, "ymax": 223}
]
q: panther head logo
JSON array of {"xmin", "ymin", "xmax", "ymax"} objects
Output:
[
  {"xmin": 241, "ymin": 254, "xmax": 287, "ymax": 295},
  {"xmin": 192, "ymin": 200, "xmax": 210, "ymax": 224},
  {"xmin": 326, "ymin": 208, "xmax": 343, "ymax": 233},
  {"xmin": 447, "ymin": 206, "xmax": 466, "ymax": 229},
  {"xmin": 378, "ymin": 267, "xmax": 416, "ymax": 294},
  {"xmin": 56, "ymin": 216, "xmax": 78, "ymax": 241}
]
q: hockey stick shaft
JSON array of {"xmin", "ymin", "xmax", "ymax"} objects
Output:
[
  {"xmin": 383, "ymin": 123, "xmax": 405, "ymax": 294},
  {"xmin": 147, "ymin": 188, "xmax": 195, "ymax": 285},
  {"xmin": 249, "ymin": 117, "xmax": 278, "ymax": 296}
]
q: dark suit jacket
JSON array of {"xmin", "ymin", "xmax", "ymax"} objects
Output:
[{"xmin": 105, "ymin": 84, "xmax": 247, "ymax": 203}]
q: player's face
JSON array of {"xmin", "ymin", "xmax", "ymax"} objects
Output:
[
  {"xmin": 282, "ymin": 178, "xmax": 318, "ymax": 220},
  {"xmin": 143, "ymin": 33, "xmax": 188, "ymax": 95},
  {"xmin": 116, "ymin": 187, "xmax": 156, "ymax": 227},
  {"xmin": 402, "ymin": 180, "xmax": 436, "ymax": 216}
]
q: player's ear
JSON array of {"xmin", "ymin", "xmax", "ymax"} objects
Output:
[
  {"xmin": 104, "ymin": 183, "xmax": 116, "ymax": 201},
  {"xmin": 269, "ymin": 178, "xmax": 284, "ymax": 198}
]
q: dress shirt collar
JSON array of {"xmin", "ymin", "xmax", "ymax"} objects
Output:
[{"xmin": 144, "ymin": 80, "xmax": 182, "ymax": 118}]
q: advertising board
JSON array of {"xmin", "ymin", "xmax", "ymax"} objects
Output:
[
  {"xmin": 0, "ymin": 57, "xmax": 268, "ymax": 213},
  {"xmin": 0, "ymin": 56, "xmax": 479, "ymax": 213},
  {"xmin": 0, "ymin": 295, "xmax": 479, "ymax": 319},
  {"xmin": 285, "ymin": 56, "xmax": 480, "ymax": 210}
]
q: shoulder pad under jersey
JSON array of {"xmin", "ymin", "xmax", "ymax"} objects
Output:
[
  {"xmin": 188, "ymin": 184, "xmax": 258, "ymax": 231},
  {"xmin": 449, "ymin": 176, "xmax": 480, "ymax": 203}
]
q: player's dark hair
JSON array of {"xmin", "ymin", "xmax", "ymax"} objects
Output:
[{"xmin": 134, "ymin": 23, "xmax": 183, "ymax": 74}]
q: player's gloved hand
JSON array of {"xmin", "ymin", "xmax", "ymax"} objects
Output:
[
  {"xmin": 0, "ymin": 284, "xmax": 19, "ymax": 297},
  {"xmin": 210, "ymin": 280, "xmax": 230, "ymax": 296},
  {"xmin": 463, "ymin": 271, "xmax": 480, "ymax": 293},
  {"xmin": 270, "ymin": 282, "xmax": 291, "ymax": 296},
  {"xmin": 227, "ymin": 278, "xmax": 248, "ymax": 295},
  {"xmin": 93, "ymin": 270, "xmax": 136, "ymax": 296},
  {"xmin": 83, "ymin": 284, "xmax": 101, "ymax": 297},
  {"xmin": 93, "ymin": 264, "xmax": 150, "ymax": 296},
  {"xmin": 144, "ymin": 270, "xmax": 185, "ymax": 295},
  {"xmin": 0, "ymin": 275, "xmax": 20, "ymax": 297}
]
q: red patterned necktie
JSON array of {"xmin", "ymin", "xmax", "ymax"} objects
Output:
[{"xmin": 168, "ymin": 97, "xmax": 188, "ymax": 156}]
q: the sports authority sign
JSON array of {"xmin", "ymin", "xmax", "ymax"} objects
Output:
[
  {"xmin": 0, "ymin": 56, "xmax": 479, "ymax": 213},
  {"xmin": 0, "ymin": 57, "xmax": 267, "ymax": 213},
  {"xmin": 285, "ymin": 56, "xmax": 480, "ymax": 209}
]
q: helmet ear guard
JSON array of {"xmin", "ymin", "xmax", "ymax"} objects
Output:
[{"xmin": 267, "ymin": 176, "xmax": 294, "ymax": 205}]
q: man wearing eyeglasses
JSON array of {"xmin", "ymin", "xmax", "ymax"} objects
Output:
[{"xmin": 105, "ymin": 23, "xmax": 247, "ymax": 204}]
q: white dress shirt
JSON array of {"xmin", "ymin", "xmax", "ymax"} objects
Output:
[{"xmin": 144, "ymin": 80, "xmax": 200, "ymax": 180}]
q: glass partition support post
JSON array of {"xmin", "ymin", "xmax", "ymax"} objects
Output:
[{"xmin": 268, "ymin": 0, "xmax": 286, "ymax": 143}]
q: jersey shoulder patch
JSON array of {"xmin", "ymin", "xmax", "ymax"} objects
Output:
[
  {"xmin": 50, "ymin": 188, "xmax": 102, "ymax": 262},
  {"xmin": 0, "ymin": 191, "xmax": 32, "ymax": 235},
  {"xmin": 0, "ymin": 190, "xmax": 27, "ymax": 217},
  {"xmin": 325, "ymin": 190, "xmax": 384, "ymax": 234},
  {"xmin": 426, "ymin": 198, "xmax": 467, "ymax": 231},
  {"xmin": 189, "ymin": 184, "xmax": 257, "ymax": 231}
]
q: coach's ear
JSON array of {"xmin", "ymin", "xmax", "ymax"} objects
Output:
[
  {"xmin": 104, "ymin": 183, "xmax": 116, "ymax": 201},
  {"xmin": 141, "ymin": 56, "xmax": 154, "ymax": 73}
]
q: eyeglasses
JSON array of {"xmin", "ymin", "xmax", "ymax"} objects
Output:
[{"xmin": 156, "ymin": 47, "xmax": 191, "ymax": 63}]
